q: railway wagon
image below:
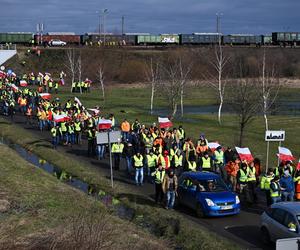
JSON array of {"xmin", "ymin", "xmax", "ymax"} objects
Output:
[
  {"xmin": 0, "ymin": 32, "xmax": 33, "ymax": 44},
  {"xmin": 81, "ymin": 33, "xmax": 136, "ymax": 46},
  {"xmin": 137, "ymin": 34, "xmax": 179, "ymax": 45},
  {"xmin": 223, "ymin": 34, "xmax": 262, "ymax": 45},
  {"xmin": 180, "ymin": 33, "xmax": 221, "ymax": 45},
  {"xmin": 272, "ymin": 32, "xmax": 300, "ymax": 45},
  {"xmin": 263, "ymin": 35, "xmax": 273, "ymax": 45},
  {"xmin": 34, "ymin": 32, "xmax": 80, "ymax": 45}
]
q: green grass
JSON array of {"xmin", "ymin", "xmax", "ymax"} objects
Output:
[{"xmin": 0, "ymin": 144, "xmax": 169, "ymax": 249}]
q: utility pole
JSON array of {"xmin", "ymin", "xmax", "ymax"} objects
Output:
[
  {"xmin": 216, "ymin": 12, "xmax": 223, "ymax": 45},
  {"xmin": 103, "ymin": 9, "xmax": 108, "ymax": 45},
  {"xmin": 122, "ymin": 16, "xmax": 125, "ymax": 35}
]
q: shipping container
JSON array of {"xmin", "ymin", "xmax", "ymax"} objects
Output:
[
  {"xmin": 34, "ymin": 34, "xmax": 80, "ymax": 45},
  {"xmin": 180, "ymin": 33, "xmax": 221, "ymax": 44},
  {"xmin": 223, "ymin": 34, "xmax": 262, "ymax": 45},
  {"xmin": 81, "ymin": 33, "xmax": 136, "ymax": 45},
  {"xmin": 0, "ymin": 32, "xmax": 33, "ymax": 44},
  {"xmin": 137, "ymin": 34, "xmax": 179, "ymax": 44}
]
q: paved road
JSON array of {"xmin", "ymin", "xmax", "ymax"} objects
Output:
[{"xmin": 4, "ymin": 113, "xmax": 274, "ymax": 250}]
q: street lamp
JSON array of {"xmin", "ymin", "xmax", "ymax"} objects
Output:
[
  {"xmin": 216, "ymin": 12, "xmax": 223, "ymax": 45},
  {"xmin": 103, "ymin": 9, "xmax": 108, "ymax": 45}
]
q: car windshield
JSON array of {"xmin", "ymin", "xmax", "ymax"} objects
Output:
[{"xmin": 196, "ymin": 178, "xmax": 227, "ymax": 192}]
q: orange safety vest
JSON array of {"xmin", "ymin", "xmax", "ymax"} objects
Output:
[{"xmin": 26, "ymin": 108, "xmax": 32, "ymax": 116}]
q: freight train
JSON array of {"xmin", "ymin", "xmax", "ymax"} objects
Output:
[{"xmin": 0, "ymin": 31, "xmax": 299, "ymax": 47}]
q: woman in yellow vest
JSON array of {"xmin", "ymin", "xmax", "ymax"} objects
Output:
[{"xmin": 134, "ymin": 152, "xmax": 144, "ymax": 186}]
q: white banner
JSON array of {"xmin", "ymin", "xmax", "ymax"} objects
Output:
[{"xmin": 265, "ymin": 130, "xmax": 285, "ymax": 141}]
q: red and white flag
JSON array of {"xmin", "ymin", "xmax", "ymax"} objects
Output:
[
  {"xmin": 158, "ymin": 117, "xmax": 173, "ymax": 128},
  {"xmin": 39, "ymin": 93, "xmax": 51, "ymax": 100},
  {"xmin": 11, "ymin": 84, "xmax": 19, "ymax": 92},
  {"xmin": 20, "ymin": 80, "xmax": 28, "ymax": 87},
  {"xmin": 296, "ymin": 159, "xmax": 300, "ymax": 170},
  {"xmin": 235, "ymin": 147, "xmax": 254, "ymax": 162},
  {"xmin": 98, "ymin": 119, "xmax": 112, "ymax": 130},
  {"xmin": 88, "ymin": 108, "xmax": 100, "ymax": 115},
  {"xmin": 74, "ymin": 97, "xmax": 84, "ymax": 109},
  {"xmin": 208, "ymin": 142, "xmax": 221, "ymax": 151},
  {"xmin": 53, "ymin": 114, "xmax": 71, "ymax": 123},
  {"xmin": 278, "ymin": 147, "xmax": 295, "ymax": 162},
  {"xmin": 0, "ymin": 71, "xmax": 6, "ymax": 78}
]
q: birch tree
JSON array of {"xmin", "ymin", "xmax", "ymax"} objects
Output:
[
  {"xmin": 145, "ymin": 58, "xmax": 160, "ymax": 114},
  {"xmin": 205, "ymin": 43, "xmax": 229, "ymax": 125},
  {"xmin": 97, "ymin": 64, "xmax": 105, "ymax": 102},
  {"xmin": 76, "ymin": 52, "xmax": 82, "ymax": 94},
  {"xmin": 258, "ymin": 49, "xmax": 281, "ymax": 131},
  {"xmin": 65, "ymin": 49, "xmax": 77, "ymax": 93}
]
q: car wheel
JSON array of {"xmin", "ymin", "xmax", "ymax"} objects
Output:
[
  {"xmin": 196, "ymin": 203, "xmax": 205, "ymax": 218},
  {"xmin": 261, "ymin": 227, "xmax": 271, "ymax": 245}
]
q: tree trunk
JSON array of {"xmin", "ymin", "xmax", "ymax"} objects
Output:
[
  {"xmin": 150, "ymin": 82, "xmax": 154, "ymax": 114},
  {"xmin": 171, "ymin": 103, "xmax": 177, "ymax": 118},
  {"xmin": 239, "ymin": 122, "xmax": 245, "ymax": 147},
  {"xmin": 218, "ymin": 95, "xmax": 223, "ymax": 125},
  {"xmin": 180, "ymin": 87, "xmax": 184, "ymax": 117},
  {"xmin": 100, "ymin": 80, "xmax": 105, "ymax": 101}
]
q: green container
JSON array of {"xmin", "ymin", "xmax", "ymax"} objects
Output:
[{"xmin": 0, "ymin": 33, "xmax": 33, "ymax": 43}]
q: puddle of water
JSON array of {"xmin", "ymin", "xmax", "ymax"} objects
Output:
[{"xmin": 0, "ymin": 138, "xmax": 135, "ymax": 221}]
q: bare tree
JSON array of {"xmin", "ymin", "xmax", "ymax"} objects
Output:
[
  {"xmin": 258, "ymin": 49, "xmax": 281, "ymax": 131},
  {"xmin": 161, "ymin": 53, "xmax": 191, "ymax": 118},
  {"xmin": 65, "ymin": 49, "xmax": 77, "ymax": 93},
  {"xmin": 228, "ymin": 77, "xmax": 261, "ymax": 147},
  {"xmin": 145, "ymin": 57, "xmax": 160, "ymax": 114},
  {"xmin": 77, "ymin": 53, "xmax": 83, "ymax": 94},
  {"xmin": 205, "ymin": 44, "xmax": 230, "ymax": 125},
  {"xmin": 97, "ymin": 63, "xmax": 105, "ymax": 102}
]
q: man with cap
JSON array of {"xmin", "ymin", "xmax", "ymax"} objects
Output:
[
  {"xmin": 199, "ymin": 151, "xmax": 213, "ymax": 172},
  {"xmin": 270, "ymin": 176, "xmax": 281, "ymax": 204},
  {"xmin": 111, "ymin": 138, "xmax": 124, "ymax": 170},
  {"xmin": 151, "ymin": 164, "xmax": 165, "ymax": 204}
]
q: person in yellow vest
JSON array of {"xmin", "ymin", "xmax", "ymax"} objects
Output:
[
  {"xmin": 134, "ymin": 152, "xmax": 144, "ymax": 186},
  {"xmin": 247, "ymin": 161, "xmax": 257, "ymax": 204},
  {"xmin": 51, "ymin": 125, "xmax": 59, "ymax": 149},
  {"xmin": 158, "ymin": 150, "xmax": 171, "ymax": 170},
  {"xmin": 177, "ymin": 125, "xmax": 185, "ymax": 149},
  {"xmin": 237, "ymin": 162, "xmax": 252, "ymax": 203},
  {"xmin": 54, "ymin": 82, "xmax": 59, "ymax": 94},
  {"xmin": 294, "ymin": 168, "xmax": 300, "ymax": 200},
  {"xmin": 111, "ymin": 138, "xmax": 124, "ymax": 170},
  {"xmin": 270, "ymin": 176, "xmax": 281, "ymax": 204},
  {"xmin": 74, "ymin": 119, "xmax": 82, "ymax": 144},
  {"xmin": 48, "ymin": 80, "xmax": 53, "ymax": 93},
  {"xmin": 172, "ymin": 150, "xmax": 183, "ymax": 176},
  {"xmin": 214, "ymin": 146, "xmax": 226, "ymax": 179},
  {"xmin": 147, "ymin": 151, "xmax": 158, "ymax": 183},
  {"xmin": 199, "ymin": 152, "xmax": 213, "ymax": 171},
  {"xmin": 151, "ymin": 164, "xmax": 165, "ymax": 204},
  {"xmin": 260, "ymin": 168, "xmax": 275, "ymax": 206},
  {"xmin": 187, "ymin": 159, "xmax": 197, "ymax": 172},
  {"xmin": 87, "ymin": 128, "xmax": 96, "ymax": 157}
]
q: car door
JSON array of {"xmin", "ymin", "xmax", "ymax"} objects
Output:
[
  {"xmin": 281, "ymin": 212, "xmax": 299, "ymax": 239},
  {"xmin": 177, "ymin": 177, "xmax": 190, "ymax": 206},
  {"xmin": 269, "ymin": 208, "xmax": 287, "ymax": 240}
]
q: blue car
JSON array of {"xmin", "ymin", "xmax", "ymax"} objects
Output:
[{"xmin": 177, "ymin": 172, "xmax": 240, "ymax": 217}]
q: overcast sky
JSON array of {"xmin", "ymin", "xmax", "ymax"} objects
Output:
[{"xmin": 0, "ymin": 0, "xmax": 299, "ymax": 35}]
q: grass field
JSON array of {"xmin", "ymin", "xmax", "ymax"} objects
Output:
[{"xmin": 0, "ymin": 144, "xmax": 170, "ymax": 249}]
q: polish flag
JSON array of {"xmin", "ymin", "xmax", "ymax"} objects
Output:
[
  {"xmin": 88, "ymin": 108, "xmax": 100, "ymax": 115},
  {"xmin": 296, "ymin": 159, "xmax": 300, "ymax": 170},
  {"xmin": 39, "ymin": 93, "xmax": 51, "ymax": 100},
  {"xmin": 74, "ymin": 97, "xmax": 84, "ymax": 109},
  {"xmin": 53, "ymin": 114, "xmax": 71, "ymax": 123},
  {"xmin": 20, "ymin": 80, "xmax": 28, "ymax": 87},
  {"xmin": 235, "ymin": 147, "xmax": 254, "ymax": 162},
  {"xmin": 98, "ymin": 119, "xmax": 112, "ymax": 130},
  {"xmin": 0, "ymin": 70, "xmax": 6, "ymax": 78},
  {"xmin": 208, "ymin": 142, "xmax": 221, "ymax": 152},
  {"xmin": 278, "ymin": 147, "xmax": 295, "ymax": 162},
  {"xmin": 11, "ymin": 84, "xmax": 19, "ymax": 92},
  {"xmin": 158, "ymin": 117, "xmax": 173, "ymax": 128}
]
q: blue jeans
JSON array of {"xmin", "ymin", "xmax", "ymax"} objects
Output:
[
  {"xmin": 52, "ymin": 136, "xmax": 58, "ymax": 148},
  {"xmin": 126, "ymin": 156, "xmax": 132, "ymax": 173},
  {"xmin": 135, "ymin": 168, "xmax": 144, "ymax": 185},
  {"xmin": 166, "ymin": 191, "xmax": 176, "ymax": 209},
  {"xmin": 39, "ymin": 120, "xmax": 45, "ymax": 131},
  {"xmin": 282, "ymin": 191, "xmax": 294, "ymax": 201},
  {"xmin": 97, "ymin": 145, "xmax": 105, "ymax": 159},
  {"xmin": 272, "ymin": 196, "xmax": 281, "ymax": 204}
]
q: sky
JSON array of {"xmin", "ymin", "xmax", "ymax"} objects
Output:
[{"xmin": 0, "ymin": 0, "xmax": 299, "ymax": 35}]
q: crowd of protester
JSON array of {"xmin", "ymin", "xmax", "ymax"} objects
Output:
[{"xmin": 0, "ymin": 70, "xmax": 299, "ymax": 210}]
